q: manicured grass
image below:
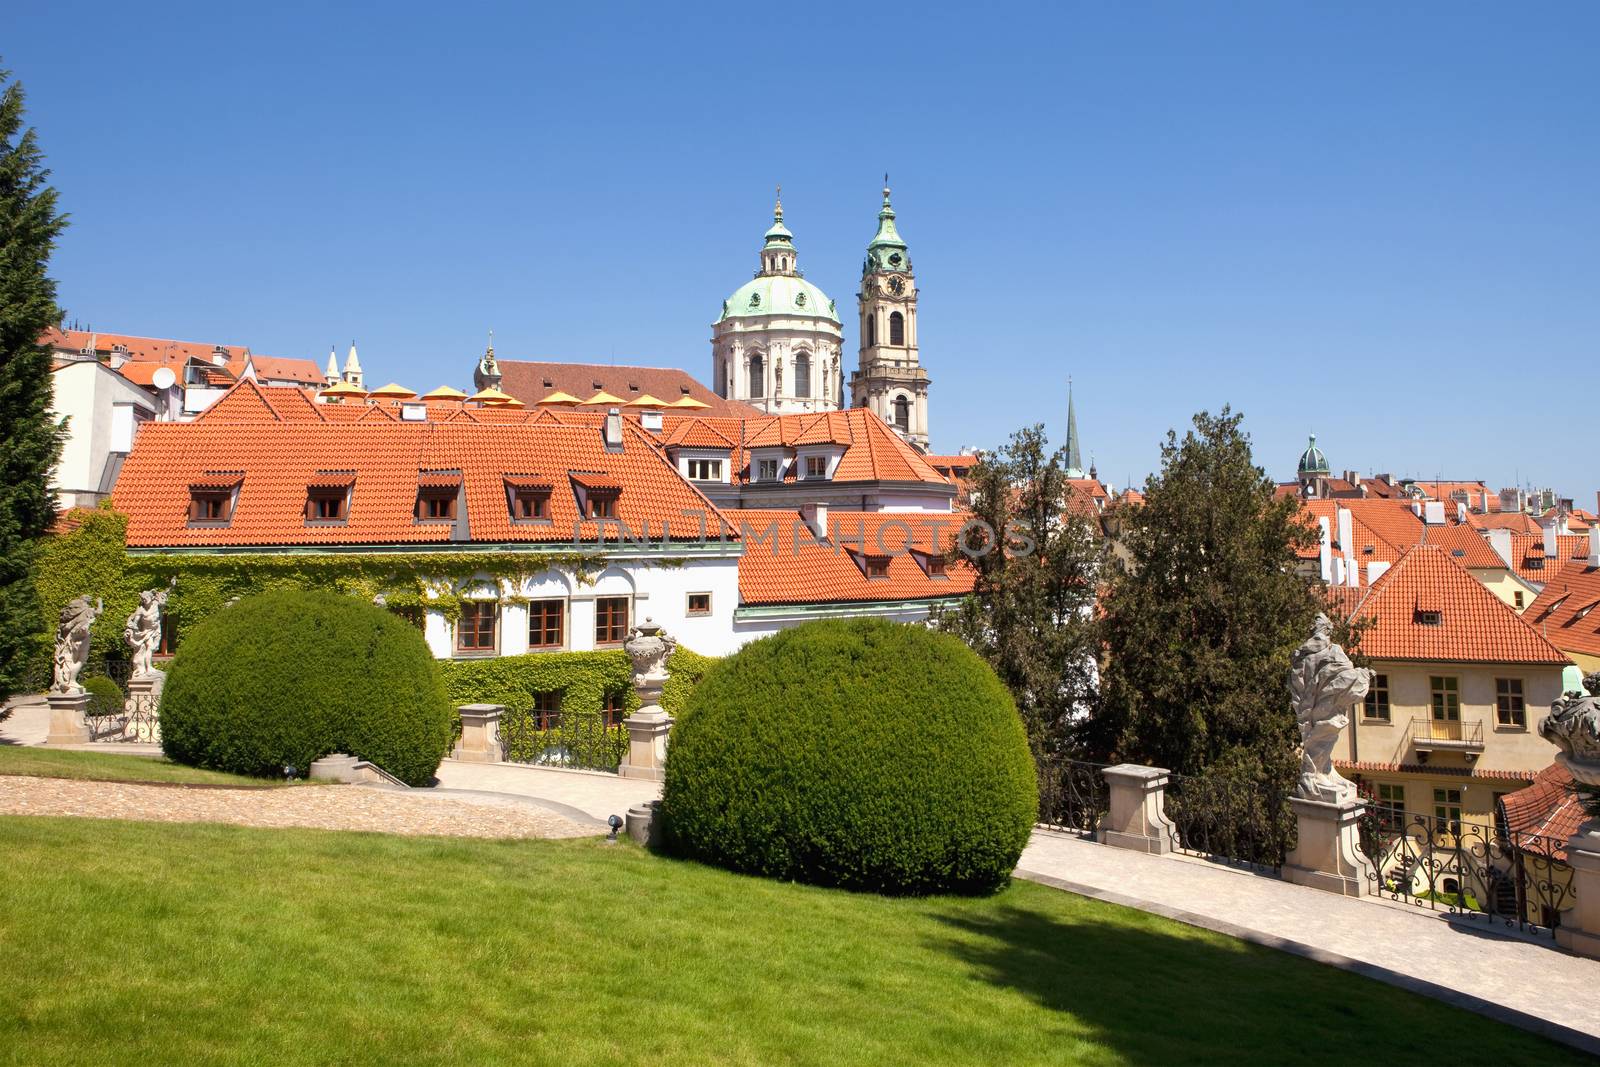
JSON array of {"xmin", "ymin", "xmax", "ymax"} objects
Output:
[
  {"xmin": 0, "ymin": 817, "xmax": 1585, "ymax": 1066},
  {"xmin": 0, "ymin": 746, "xmax": 296, "ymax": 786}
]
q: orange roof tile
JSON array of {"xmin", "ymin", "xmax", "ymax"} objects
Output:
[
  {"xmin": 729, "ymin": 509, "xmax": 973, "ymax": 606},
  {"xmin": 247, "ymin": 355, "xmax": 324, "ymax": 385},
  {"xmin": 1466, "ymin": 511, "xmax": 1542, "ymax": 535},
  {"xmin": 113, "ymin": 387, "xmax": 737, "ymax": 548},
  {"xmin": 1526, "ymin": 563, "xmax": 1600, "ymax": 660},
  {"xmin": 492, "ymin": 359, "xmax": 757, "ymax": 418},
  {"xmin": 1500, "ymin": 763, "xmax": 1586, "ymax": 859},
  {"xmin": 1349, "ymin": 545, "xmax": 1570, "ymax": 665},
  {"xmin": 1419, "ymin": 523, "xmax": 1506, "ymax": 570},
  {"xmin": 42, "ymin": 327, "xmax": 249, "ymax": 365}
]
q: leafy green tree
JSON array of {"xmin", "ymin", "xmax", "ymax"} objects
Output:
[
  {"xmin": 0, "ymin": 65, "xmax": 68, "ymax": 701},
  {"xmin": 939, "ymin": 425, "xmax": 1102, "ymax": 755},
  {"xmin": 1093, "ymin": 409, "xmax": 1323, "ymax": 798}
]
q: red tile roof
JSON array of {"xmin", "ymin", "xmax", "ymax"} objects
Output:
[
  {"xmin": 1349, "ymin": 545, "xmax": 1570, "ymax": 665},
  {"xmin": 492, "ymin": 359, "xmax": 757, "ymax": 417},
  {"xmin": 1500, "ymin": 763, "xmax": 1586, "ymax": 859},
  {"xmin": 1505, "ymin": 533, "xmax": 1591, "ymax": 586},
  {"xmin": 42, "ymin": 327, "xmax": 249, "ymax": 365},
  {"xmin": 1418, "ymin": 523, "xmax": 1506, "ymax": 570},
  {"xmin": 114, "ymin": 384, "xmax": 736, "ymax": 548},
  {"xmin": 729, "ymin": 509, "xmax": 974, "ymax": 606},
  {"xmin": 1526, "ymin": 563, "xmax": 1600, "ymax": 660},
  {"xmin": 1466, "ymin": 512, "xmax": 1542, "ymax": 535},
  {"xmin": 246, "ymin": 354, "xmax": 323, "ymax": 385},
  {"xmin": 1337, "ymin": 760, "xmax": 1536, "ymax": 783}
]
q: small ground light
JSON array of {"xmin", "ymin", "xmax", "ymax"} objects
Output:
[
  {"xmin": 283, "ymin": 764, "xmax": 297, "ymax": 781},
  {"xmin": 606, "ymin": 814, "xmax": 622, "ymax": 843}
]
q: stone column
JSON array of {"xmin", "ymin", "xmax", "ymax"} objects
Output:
[
  {"xmin": 45, "ymin": 691, "xmax": 91, "ymax": 746},
  {"xmin": 454, "ymin": 704, "xmax": 504, "ymax": 763},
  {"xmin": 1557, "ymin": 828, "xmax": 1600, "ymax": 959},
  {"xmin": 1283, "ymin": 797, "xmax": 1373, "ymax": 897},
  {"xmin": 1097, "ymin": 764, "xmax": 1178, "ymax": 855}
]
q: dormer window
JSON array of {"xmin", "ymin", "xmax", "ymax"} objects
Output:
[
  {"xmin": 804, "ymin": 456, "xmax": 828, "ymax": 480},
  {"xmin": 588, "ymin": 492, "xmax": 618, "ymax": 519},
  {"xmin": 187, "ymin": 473, "xmax": 242, "ymax": 525},
  {"xmin": 570, "ymin": 473, "xmax": 621, "ymax": 521},
  {"xmin": 864, "ymin": 555, "xmax": 891, "ymax": 579},
  {"xmin": 758, "ymin": 458, "xmax": 781, "ymax": 482},
  {"xmin": 1415, "ymin": 610, "xmax": 1442, "ymax": 626},
  {"xmin": 687, "ymin": 458, "xmax": 723, "ymax": 481},
  {"xmin": 504, "ymin": 476, "xmax": 552, "ymax": 523},
  {"xmin": 415, "ymin": 471, "xmax": 461, "ymax": 522},
  {"xmin": 916, "ymin": 552, "xmax": 947, "ymax": 577},
  {"xmin": 305, "ymin": 472, "xmax": 354, "ymax": 524}
]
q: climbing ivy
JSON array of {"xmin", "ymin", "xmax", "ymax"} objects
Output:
[{"xmin": 30, "ymin": 503, "xmax": 720, "ymax": 712}]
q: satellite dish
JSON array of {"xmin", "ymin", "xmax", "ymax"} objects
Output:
[{"xmin": 151, "ymin": 367, "xmax": 176, "ymax": 390}]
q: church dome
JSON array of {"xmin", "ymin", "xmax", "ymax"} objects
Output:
[
  {"xmin": 719, "ymin": 274, "xmax": 840, "ymax": 324},
  {"xmin": 1297, "ymin": 434, "xmax": 1330, "ymax": 476}
]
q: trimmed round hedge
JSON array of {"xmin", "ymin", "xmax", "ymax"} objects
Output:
[
  {"xmin": 82, "ymin": 675, "xmax": 124, "ymax": 718},
  {"xmin": 159, "ymin": 590, "xmax": 453, "ymax": 785},
  {"xmin": 660, "ymin": 618, "xmax": 1037, "ymax": 895}
]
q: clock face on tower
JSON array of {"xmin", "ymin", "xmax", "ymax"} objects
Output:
[{"xmin": 886, "ymin": 275, "xmax": 906, "ymax": 296}]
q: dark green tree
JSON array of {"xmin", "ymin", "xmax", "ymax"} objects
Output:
[
  {"xmin": 0, "ymin": 65, "xmax": 68, "ymax": 701},
  {"xmin": 1093, "ymin": 409, "xmax": 1323, "ymax": 794},
  {"xmin": 938, "ymin": 425, "xmax": 1103, "ymax": 755}
]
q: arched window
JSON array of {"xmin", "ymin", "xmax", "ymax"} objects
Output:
[
  {"xmin": 795, "ymin": 352, "xmax": 812, "ymax": 398},
  {"xmin": 748, "ymin": 353, "xmax": 765, "ymax": 397},
  {"xmin": 893, "ymin": 395, "xmax": 910, "ymax": 431},
  {"xmin": 890, "ymin": 311, "xmax": 905, "ymax": 346},
  {"xmin": 867, "ymin": 314, "xmax": 876, "ymax": 347}
]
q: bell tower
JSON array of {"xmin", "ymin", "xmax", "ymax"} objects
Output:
[{"xmin": 850, "ymin": 177, "xmax": 929, "ymax": 449}]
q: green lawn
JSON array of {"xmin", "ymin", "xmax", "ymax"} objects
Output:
[
  {"xmin": 0, "ymin": 817, "xmax": 1584, "ymax": 1066},
  {"xmin": 0, "ymin": 746, "xmax": 295, "ymax": 786}
]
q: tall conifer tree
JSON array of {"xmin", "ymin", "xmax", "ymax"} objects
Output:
[
  {"xmin": 939, "ymin": 425, "xmax": 1102, "ymax": 754},
  {"xmin": 1093, "ymin": 409, "xmax": 1321, "ymax": 794},
  {"xmin": 0, "ymin": 65, "xmax": 68, "ymax": 701}
]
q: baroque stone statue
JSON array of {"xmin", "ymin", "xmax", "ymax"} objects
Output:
[
  {"xmin": 1540, "ymin": 675, "xmax": 1600, "ymax": 787},
  {"xmin": 51, "ymin": 596, "xmax": 103, "ymax": 694},
  {"xmin": 124, "ymin": 587, "xmax": 170, "ymax": 678},
  {"xmin": 1288, "ymin": 613, "xmax": 1373, "ymax": 803}
]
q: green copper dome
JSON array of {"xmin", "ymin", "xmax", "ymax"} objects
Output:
[
  {"xmin": 1297, "ymin": 434, "xmax": 1330, "ymax": 476},
  {"xmin": 719, "ymin": 274, "xmax": 840, "ymax": 324},
  {"xmin": 864, "ymin": 178, "xmax": 911, "ymax": 274}
]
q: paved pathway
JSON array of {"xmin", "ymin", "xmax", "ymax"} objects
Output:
[
  {"xmin": 431, "ymin": 758, "xmax": 661, "ymax": 824},
  {"xmin": 0, "ymin": 775, "xmax": 591, "ymax": 839},
  {"xmin": 1018, "ymin": 829, "xmax": 1600, "ymax": 1052}
]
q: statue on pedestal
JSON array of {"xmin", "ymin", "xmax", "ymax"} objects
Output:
[
  {"xmin": 1288, "ymin": 613, "xmax": 1373, "ymax": 803},
  {"xmin": 124, "ymin": 588, "xmax": 170, "ymax": 678},
  {"xmin": 50, "ymin": 596, "xmax": 102, "ymax": 695},
  {"xmin": 623, "ymin": 618, "xmax": 677, "ymax": 707},
  {"xmin": 618, "ymin": 618, "xmax": 676, "ymax": 782},
  {"xmin": 1540, "ymin": 676, "xmax": 1600, "ymax": 793}
]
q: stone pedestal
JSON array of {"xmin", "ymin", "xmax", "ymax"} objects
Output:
[
  {"xmin": 45, "ymin": 691, "xmax": 91, "ymax": 745},
  {"xmin": 454, "ymin": 704, "xmax": 504, "ymax": 763},
  {"xmin": 124, "ymin": 674, "xmax": 163, "ymax": 744},
  {"xmin": 626, "ymin": 800, "xmax": 661, "ymax": 847},
  {"xmin": 1097, "ymin": 764, "xmax": 1177, "ymax": 855},
  {"xmin": 1284, "ymin": 796, "xmax": 1373, "ymax": 897},
  {"xmin": 618, "ymin": 707, "xmax": 673, "ymax": 782},
  {"xmin": 1555, "ymin": 826, "xmax": 1600, "ymax": 959}
]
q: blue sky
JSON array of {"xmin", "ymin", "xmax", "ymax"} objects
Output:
[{"xmin": 10, "ymin": 2, "xmax": 1598, "ymax": 497}]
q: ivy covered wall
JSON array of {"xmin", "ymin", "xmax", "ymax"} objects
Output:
[{"xmin": 30, "ymin": 503, "xmax": 718, "ymax": 714}]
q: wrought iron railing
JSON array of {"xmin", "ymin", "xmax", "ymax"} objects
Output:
[
  {"xmin": 1355, "ymin": 808, "xmax": 1573, "ymax": 937},
  {"xmin": 1165, "ymin": 771, "xmax": 1294, "ymax": 872},
  {"xmin": 1036, "ymin": 758, "xmax": 1110, "ymax": 836},
  {"xmin": 500, "ymin": 709, "xmax": 627, "ymax": 772}
]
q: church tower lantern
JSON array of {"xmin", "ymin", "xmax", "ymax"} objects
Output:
[{"xmin": 850, "ymin": 178, "xmax": 930, "ymax": 449}]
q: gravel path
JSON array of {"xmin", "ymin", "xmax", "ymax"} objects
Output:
[{"xmin": 0, "ymin": 776, "xmax": 594, "ymax": 840}]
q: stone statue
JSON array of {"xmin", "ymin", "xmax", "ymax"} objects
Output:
[
  {"xmin": 1288, "ymin": 613, "xmax": 1373, "ymax": 803},
  {"xmin": 623, "ymin": 618, "xmax": 676, "ymax": 702},
  {"xmin": 123, "ymin": 588, "xmax": 169, "ymax": 678},
  {"xmin": 1540, "ymin": 677, "xmax": 1600, "ymax": 786},
  {"xmin": 51, "ymin": 596, "xmax": 103, "ymax": 694}
]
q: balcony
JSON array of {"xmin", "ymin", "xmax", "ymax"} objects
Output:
[{"xmin": 1409, "ymin": 716, "xmax": 1485, "ymax": 760}]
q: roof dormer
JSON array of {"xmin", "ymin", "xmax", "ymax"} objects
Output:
[
  {"xmin": 305, "ymin": 471, "xmax": 355, "ymax": 524},
  {"xmin": 570, "ymin": 472, "xmax": 622, "ymax": 520},
  {"xmin": 187, "ymin": 472, "xmax": 243, "ymax": 526}
]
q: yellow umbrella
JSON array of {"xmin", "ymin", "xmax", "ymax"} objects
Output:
[
  {"xmin": 469, "ymin": 386, "xmax": 517, "ymax": 405},
  {"xmin": 419, "ymin": 384, "xmax": 468, "ymax": 400},
  {"xmin": 669, "ymin": 395, "xmax": 712, "ymax": 409},
  {"xmin": 580, "ymin": 390, "xmax": 625, "ymax": 406},
  {"xmin": 320, "ymin": 380, "xmax": 368, "ymax": 397},
  {"xmin": 368, "ymin": 382, "xmax": 417, "ymax": 398},
  {"xmin": 625, "ymin": 393, "xmax": 669, "ymax": 407},
  {"xmin": 536, "ymin": 390, "xmax": 583, "ymax": 405}
]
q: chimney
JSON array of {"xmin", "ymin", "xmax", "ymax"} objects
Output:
[
  {"xmin": 1318, "ymin": 516, "xmax": 1332, "ymax": 583},
  {"xmin": 801, "ymin": 501, "xmax": 828, "ymax": 539},
  {"xmin": 1366, "ymin": 561, "xmax": 1391, "ymax": 585},
  {"xmin": 603, "ymin": 408, "xmax": 623, "ymax": 450},
  {"xmin": 1456, "ymin": 502, "xmax": 1466, "ymax": 524},
  {"xmin": 1423, "ymin": 501, "xmax": 1445, "ymax": 525},
  {"xmin": 1590, "ymin": 526, "xmax": 1600, "ymax": 569},
  {"xmin": 1485, "ymin": 528, "xmax": 1514, "ymax": 568},
  {"xmin": 1411, "ymin": 501, "xmax": 1423, "ymax": 519},
  {"xmin": 1337, "ymin": 507, "xmax": 1354, "ymax": 554},
  {"xmin": 1544, "ymin": 519, "xmax": 1560, "ymax": 558}
]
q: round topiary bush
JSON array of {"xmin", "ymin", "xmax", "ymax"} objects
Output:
[
  {"xmin": 660, "ymin": 618, "xmax": 1037, "ymax": 895},
  {"xmin": 159, "ymin": 589, "xmax": 453, "ymax": 785},
  {"xmin": 82, "ymin": 675, "xmax": 124, "ymax": 718}
]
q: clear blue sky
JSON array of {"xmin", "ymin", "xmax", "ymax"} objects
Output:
[{"xmin": 10, "ymin": 2, "xmax": 1598, "ymax": 497}]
